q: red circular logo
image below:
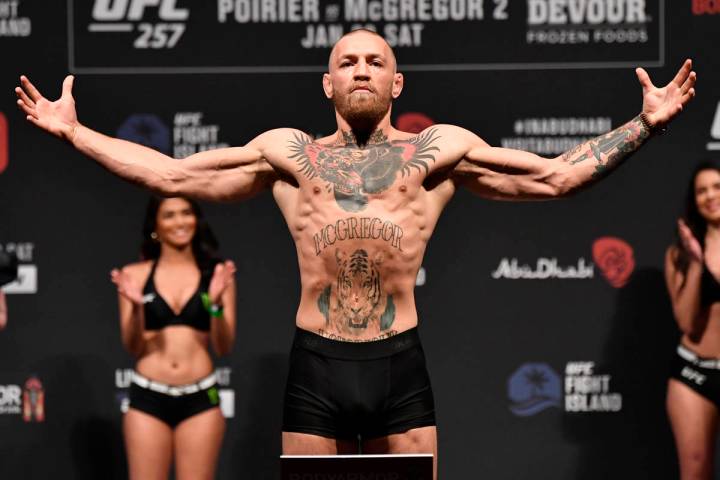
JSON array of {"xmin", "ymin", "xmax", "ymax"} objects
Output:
[
  {"xmin": 396, "ymin": 112, "xmax": 434, "ymax": 134},
  {"xmin": 592, "ymin": 237, "xmax": 635, "ymax": 288}
]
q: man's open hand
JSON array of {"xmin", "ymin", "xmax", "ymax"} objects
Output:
[
  {"xmin": 15, "ymin": 75, "xmax": 79, "ymax": 142},
  {"xmin": 636, "ymin": 59, "xmax": 696, "ymax": 129}
]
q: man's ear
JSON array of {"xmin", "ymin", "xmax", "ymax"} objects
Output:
[
  {"xmin": 391, "ymin": 73, "xmax": 404, "ymax": 99},
  {"xmin": 323, "ymin": 73, "xmax": 334, "ymax": 99}
]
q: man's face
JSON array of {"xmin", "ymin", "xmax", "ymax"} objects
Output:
[{"xmin": 324, "ymin": 32, "xmax": 402, "ymax": 127}]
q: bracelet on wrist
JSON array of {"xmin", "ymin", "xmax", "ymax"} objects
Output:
[
  {"xmin": 639, "ymin": 112, "xmax": 667, "ymax": 135},
  {"xmin": 201, "ymin": 292, "xmax": 224, "ymax": 318}
]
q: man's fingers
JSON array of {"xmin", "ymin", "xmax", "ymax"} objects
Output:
[
  {"xmin": 61, "ymin": 75, "xmax": 74, "ymax": 99},
  {"xmin": 15, "ymin": 86, "xmax": 35, "ymax": 108},
  {"xmin": 671, "ymin": 59, "xmax": 693, "ymax": 87},
  {"xmin": 635, "ymin": 67, "xmax": 655, "ymax": 93},
  {"xmin": 26, "ymin": 116, "xmax": 42, "ymax": 128},
  {"xmin": 16, "ymin": 99, "xmax": 36, "ymax": 118},
  {"xmin": 680, "ymin": 71, "xmax": 697, "ymax": 95},
  {"xmin": 681, "ymin": 88, "xmax": 696, "ymax": 105},
  {"xmin": 20, "ymin": 75, "xmax": 43, "ymax": 102}
]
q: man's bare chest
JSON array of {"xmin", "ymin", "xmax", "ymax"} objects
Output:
[{"xmin": 285, "ymin": 129, "xmax": 441, "ymax": 213}]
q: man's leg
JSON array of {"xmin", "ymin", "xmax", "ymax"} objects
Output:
[
  {"xmin": 282, "ymin": 431, "xmax": 358, "ymax": 454},
  {"xmin": 363, "ymin": 426, "xmax": 437, "ymax": 480}
]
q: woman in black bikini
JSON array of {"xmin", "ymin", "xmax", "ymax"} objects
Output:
[
  {"xmin": 111, "ymin": 196, "xmax": 236, "ymax": 480},
  {"xmin": 666, "ymin": 161, "xmax": 720, "ymax": 480}
]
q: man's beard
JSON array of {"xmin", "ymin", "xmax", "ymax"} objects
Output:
[{"xmin": 334, "ymin": 83, "xmax": 392, "ymax": 133}]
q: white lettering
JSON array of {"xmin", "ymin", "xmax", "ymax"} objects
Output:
[
  {"xmin": 0, "ymin": 385, "xmax": 21, "ymax": 406},
  {"xmin": 491, "ymin": 257, "xmax": 594, "ymax": 280},
  {"xmin": 528, "ymin": 0, "xmax": 647, "ymax": 26}
]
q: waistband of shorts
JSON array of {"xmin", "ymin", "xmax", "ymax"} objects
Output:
[
  {"xmin": 677, "ymin": 344, "xmax": 720, "ymax": 370},
  {"xmin": 292, "ymin": 327, "xmax": 421, "ymax": 360},
  {"xmin": 131, "ymin": 371, "xmax": 217, "ymax": 397}
]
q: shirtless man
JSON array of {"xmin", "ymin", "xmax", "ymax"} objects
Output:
[{"xmin": 16, "ymin": 29, "xmax": 695, "ymax": 478}]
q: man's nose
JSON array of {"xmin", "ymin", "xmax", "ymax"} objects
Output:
[{"xmin": 353, "ymin": 60, "xmax": 370, "ymax": 79}]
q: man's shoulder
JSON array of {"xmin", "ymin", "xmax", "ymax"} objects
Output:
[
  {"xmin": 255, "ymin": 127, "xmax": 312, "ymax": 143},
  {"xmin": 393, "ymin": 123, "xmax": 477, "ymax": 142}
]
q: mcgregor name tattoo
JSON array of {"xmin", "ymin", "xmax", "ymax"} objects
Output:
[{"xmin": 313, "ymin": 217, "xmax": 404, "ymax": 255}]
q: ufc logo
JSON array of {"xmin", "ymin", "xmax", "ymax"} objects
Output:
[{"xmin": 92, "ymin": 0, "xmax": 188, "ymax": 21}]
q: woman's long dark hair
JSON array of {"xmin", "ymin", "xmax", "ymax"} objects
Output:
[
  {"xmin": 140, "ymin": 197, "xmax": 219, "ymax": 274},
  {"xmin": 673, "ymin": 161, "xmax": 720, "ymax": 278}
]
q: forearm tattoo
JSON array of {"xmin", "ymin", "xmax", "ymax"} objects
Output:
[
  {"xmin": 560, "ymin": 115, "xmax": 650, "ymax": 178},
  {"xmin": 317, "ymin": 249, "xmax": 396, "ymax": 335},
  {"xmin": 289, "ymin": 129, "xmax": 440, "ymax": 212}
]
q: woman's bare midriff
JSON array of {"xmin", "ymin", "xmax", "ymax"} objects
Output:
[{"xmin": 135, "ymin": 326, "xmax": 214, "ymax": 384}]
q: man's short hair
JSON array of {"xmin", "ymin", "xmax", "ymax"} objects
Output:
[{"xmin": 328, "ymin": 29, "xmax": 397, "ymax": 72}]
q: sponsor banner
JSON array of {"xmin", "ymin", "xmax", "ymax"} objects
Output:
[
  {"xmin": 0, "ymin": 0, "xmax": 32, "ymax": 37},
  {"xmin": 69, "ymin": 0, "xmax": 663, "ymax": 74},
  {"xmin": 708, "ymin": 100, "xmax": 720, "ymax": 152},
  {"xmin": 492, "ymin": 257, "xmax": 594, "ymax": 280},
  {"xmin": 0, "ymin": 374, "xmax": 46, "ymax": 423},
  {"xmin": 500, "ymin": 116, "xmax": 612, "ymax": 156},
  {"xmin": 114, "ymin": 367, "xmax": 236, "ymax": 418},
  {"xmin": 0, "ymin": 242, "xmax": 37, "ymax": 294},
  {"xmin": 0, "ymin": 112, "xmax": 7, "ymax": 174},
  {"xmin": 491, "ymin": 237, "xmax": 635, "ymax": 288},
  {"xmin": 116, "ymin": 112, "xmax": 230, "ymax": 158},
  {"xmin": 508, "ymin": 361, "xmax": 622, "ymax": 416}
]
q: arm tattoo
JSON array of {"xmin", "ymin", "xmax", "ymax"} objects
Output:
[
  {"xmin": 316, "ymin": 248, "xmax": 396, "ymax": 336},
  {"xmin": 561, "ymin": 115, "xmax": 650, "ymax": 178},
  {"xmin": 288, "ymin": 129, "xmax": 440, "ymax": 212}
]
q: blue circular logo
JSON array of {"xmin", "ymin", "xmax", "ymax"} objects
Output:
[
  {"xmin": 117, "ymin": 114, "xmax": 170, "ymax": 154},
  {"xmin": 508, "ymin": 362, "xmax": 561, "ymax": 416}
]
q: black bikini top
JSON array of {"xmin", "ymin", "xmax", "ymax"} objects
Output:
[
  {"xmin": 142, "ymin": 261, "xmax": 212, "ymax": 332},
  {"xmin": 701, "ymin": 264, "xmax": 720, "ymax": 306}
]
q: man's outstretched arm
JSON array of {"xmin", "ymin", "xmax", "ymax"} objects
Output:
[
  {"xmin": 15, "ymin": 75, "xmax": 284, "ymax": 202},
  {"xmin": 452, "ymin": 60, "xmax": 697, "ymax": 200}
]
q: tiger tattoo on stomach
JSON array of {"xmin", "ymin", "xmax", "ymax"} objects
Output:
[{"xmin": 317, "ymin": 248, "xmax": 396, "ymax": 339}]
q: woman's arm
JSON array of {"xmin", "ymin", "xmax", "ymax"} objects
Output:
[
  {"xmin": 111, "ymin": 265, "xmax": 147, "ymax": 356},
  {"xmin": 665, "ymin": 246, "xmax": 707, "ymax": 340},
  {"xmin": 207, "ymin": 261, "xmax": 237, "ymax": 356}
]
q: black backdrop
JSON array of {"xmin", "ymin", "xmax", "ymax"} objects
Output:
[{"xmin": 1, "ymin": 1, "xmax": 719, "ymax": 478}]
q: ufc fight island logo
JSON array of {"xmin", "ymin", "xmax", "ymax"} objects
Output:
[{"xmin": 87, "ymin": 0, "xmax": 188, "ymax": 49}]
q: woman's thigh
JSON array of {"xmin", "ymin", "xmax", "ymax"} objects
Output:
[
  {"xmin": 173, "ymin": 407, "xmax": 226, "ymax": 480},
  {"xmin": 123, "ymin": 408, "xmax": 174, "ymax": 480}
]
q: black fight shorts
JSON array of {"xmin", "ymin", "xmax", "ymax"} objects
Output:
[
  {"xmin": 670, "ymin": 344, "xmax": 720, "ymax": 408},
  {"xmin": 282, "ymin": 327, "xmax": 436, "ymax": 440},
  {"xmin": 128, "ymin": 372, "xmax": 221, "ymax": 428}
]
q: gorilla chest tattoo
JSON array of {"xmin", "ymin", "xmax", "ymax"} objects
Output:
[{"xmin": 289, "ymin": 129, "xmax": 440, "ymax": 212}]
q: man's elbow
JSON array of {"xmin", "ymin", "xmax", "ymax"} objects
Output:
[
  {"xmin": 545, "ymin": 169, "xmax": 581, "ymax": 198},
  {"xmin": 148, "ymin": 167, "xmax": 186, "ymax": 197}
]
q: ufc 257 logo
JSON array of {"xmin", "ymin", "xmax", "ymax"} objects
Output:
[{"xmin": 89, "ymin": 0, "xmax": 188, "ymax": 49}]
